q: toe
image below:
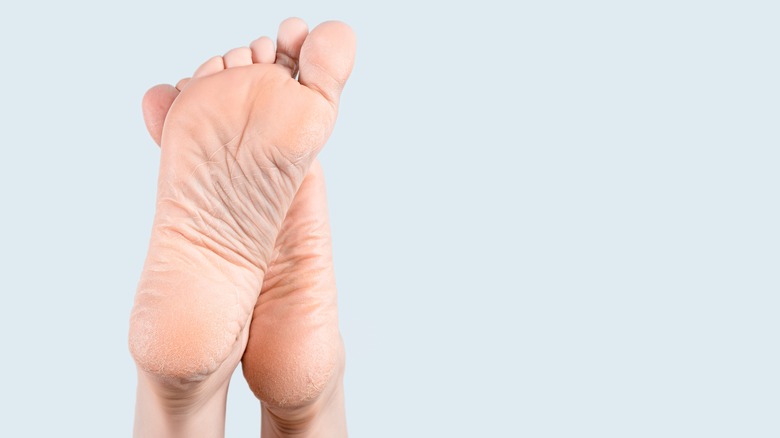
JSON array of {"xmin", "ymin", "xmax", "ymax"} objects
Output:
[
  {"xmin": 223, "ymin": 47, "xmax": 253, "ymax": 68},
  {"xmin": 142, "ymin": 84, "xmax": 180, "ymax": 146},
  {"xmin": 250, "ymin": 36, "xmax": 275, "ymax": 64},
  {"xmin": 193, "ymin": 55, "xmax": 225, "ymax": 78},
  {"xmin": 299, "ymin": 21, "xmax": 356, "ymax": 106},
  {"xmin": 276, "ymin": 17, "xmax": 309, "ymax": 77}
]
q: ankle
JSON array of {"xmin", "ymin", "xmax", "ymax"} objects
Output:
[{"xmin": 134, "ymin": 369, "xmax": 230, "ymax": 438}]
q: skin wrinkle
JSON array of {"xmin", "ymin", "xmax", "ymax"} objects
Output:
[
  {"xmin": 266, "ymin": 260, "xmax": 331, "ymax": 296},
  {"xmin": 161, "ymin": 135, "xmax": 280, "ymax": 271},
  {"xmin": 154, "ymin": 217, "xmax": 258, "ymax": 274},
  {"xmin": 205, "ymin": 145, "xmax": 250, "ymax": 242},
  {"xmin": 211, "ymin": 178, "xmax": 257, "ymax": 259},
  {"xmin": 236, "ymin": 163, "xmax": 290, "ymax": 250},
  {"xmin": 212, "ymin": 130, "xmax": 300, "ymax": 255},
  {"xmin": 246, "ymin": 168, "xmax": 289, "ymax": 236},
  {"xmin": 260, "ymin": 240, "xmax": 330, "ymax": 294}
]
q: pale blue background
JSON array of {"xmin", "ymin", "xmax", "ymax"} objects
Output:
[{"xmin": 0, "ymin": 0, "xmax": 778, "ymax": 436}]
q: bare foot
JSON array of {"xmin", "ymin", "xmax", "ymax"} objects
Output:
[
  {"xmin": 129, "ymin": 18, "xmax": 354, "ymax": 437},
  {"xmin": 245, "ymin": 159, "xmax": 346, "ymax": 437}
]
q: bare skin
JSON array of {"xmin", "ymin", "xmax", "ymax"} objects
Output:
[{"xmin": 129, "ymin": 18, "xmax": 354, "ymax": 437}]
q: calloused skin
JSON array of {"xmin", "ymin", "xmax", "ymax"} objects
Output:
[{"xmin": 129, "ymin": 18, "xmax": 355, "ymax": 438}]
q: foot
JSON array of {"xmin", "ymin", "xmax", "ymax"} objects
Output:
[
  {"xmin": 129, "ymin": 18, "xmax": 354, "ymax": 437},
  {"xmin": 245, "ymin": 159, "xmax": 346, "ymax": 438}
]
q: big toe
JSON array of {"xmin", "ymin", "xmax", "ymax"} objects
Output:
[
  {"xmin": 142, "ymin": 84, "xmax": 180, "ymax": 146},
  {"xmin": 299, "ymin": 21, "xmax": 356, "ymax": 106}
]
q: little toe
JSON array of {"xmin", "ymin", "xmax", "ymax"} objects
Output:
[
  {"xmin": 223, "ymin": 47, "xmax": 253, "ymax": 68},
  {"xmin": 193, "ymin": 55, "xmax": 225, "ymax": 78},
  {"xmin": 299, "ymin": 21, "xmax": 356, "ymax": 106},
  {"xmin": 250, "ymin": 36, "xmax": 275, "ymax": 64},
  {"xmin": 276, "ymin": 17, "xmax": 309, "ymax": 77},
  {"xmin": 142, "ymin": 84, "xmax": 180, "ymax": 146}
]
